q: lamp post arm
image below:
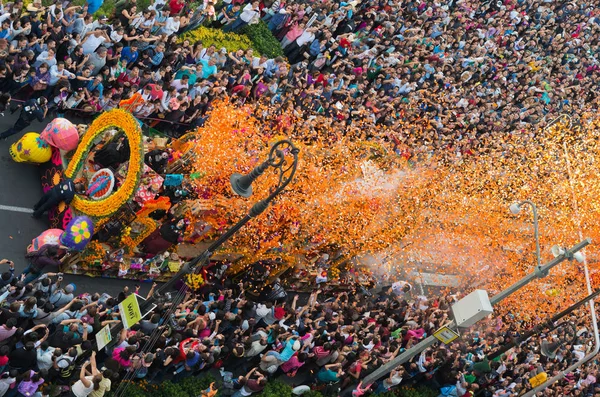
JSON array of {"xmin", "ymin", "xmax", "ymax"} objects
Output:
[
  {"xmin": 360, "ymin": 238, "xmax": 592, "ymax": 388},
  {"xmin": 145, "ymin": 143, "xmax": 299, "ymax": 307},
  {"xmin": 491, "ymin": 238, "xmax": 590, "ymax": 304},
  {"xmin": 249, "ymin": 141, "xmax": 300, "ymax": 218}
]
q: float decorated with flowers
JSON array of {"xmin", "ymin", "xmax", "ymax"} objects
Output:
[{"xmin": 24, "ymin": 109, "xmax": 181, "ymax": 282}]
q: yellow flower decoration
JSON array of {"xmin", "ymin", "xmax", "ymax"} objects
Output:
[
  {"xmin": 65, "ymin": 109, "xmax": 144, "ymax": 221},
  {"xmin": 185, "ymin": 273, "xmax": 205, "ymax": 290}
]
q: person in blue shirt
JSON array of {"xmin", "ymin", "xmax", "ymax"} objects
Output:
[
  {"xmin": 85, "ymin": 74, "xmax": 104, "ymax": 97},
  {"xmin": 121, "ymin": 42, "xmax": 139, "ymax": 64},
  {"xmin": 86, "ymin": 0, "xmax": 104, "ymax": 15},
  {"xmin": 309, "ymin": 38, "xmax": 328, "ymax": 60},
  {"xmin": 317, "ymin": 363, "xmax": 343, "ymax": 383},
  {"xmin": 139, "ymin": 42, "xmax": 165, "ymax": 69},
  {"xmin": 199, "ymin": 57, "xmax": 217, "ymax": 79},
  {"xmin": 174, "ymin": 63, "xmax": 203, "ymax": 86},
  {"xmin": 0, "ymin": 20, "xmax": 10, "ymax": 39}
]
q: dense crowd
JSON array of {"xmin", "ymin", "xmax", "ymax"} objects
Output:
[
  {"xmin": 0, "ymin": 254, "xmax": 597, "ymax": 397},
  {"xmin": 1, "ymin": 0, "xmax": 598, "ymax": 156},
  {"xmin": 0, "ymin": 0, "xmax": 599, "ymax": 396}
]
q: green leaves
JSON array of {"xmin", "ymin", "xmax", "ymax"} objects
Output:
[{"xmin": 241, "ymin": 22, "xmax": 285, "ymax": 59}]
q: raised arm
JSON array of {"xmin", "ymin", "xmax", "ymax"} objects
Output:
[
  {"xmin": 80, "ymin": 362, "xmax": 92, "ymax": 387},
  {"xmin": 90, "ymin": 351, "xmax": 99, "ymax": 375}
]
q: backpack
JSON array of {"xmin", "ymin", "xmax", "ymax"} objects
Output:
[
  {"xmin": 135, "ymin": 366, "xmax": 148, "ymax": 378},
  {"xmin": 439, "ymin": 385, "xmax": 457, "ymax": 397},
  {"xmin": 57, "ymin": 356, "xmax": 76, "ymax": 379}
]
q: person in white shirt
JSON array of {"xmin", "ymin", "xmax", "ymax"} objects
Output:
[
  {"xmin": 74, "ymin": 14, "xmax": 94, "ymax": 36},
  {"xmin": 71, "ymin": 352, "xmax": 103, "ymax": 397},
  {"xmin": 170, "ymin": 75, "xmax": 189, "ymax": 91},
  {"xmin": 149, "ymin": 0, "xmax": 167, "ymax": 11},
  {"xmin": 284, "ymin": 28, "xmax": 315, "ymax": 63},
  {"xmin": 0, "ymin": 372, "xmax": 15, "ymax": 397},
  {"xmin": 381, "ymin": 368, "xmax": 404, "ymax": 391},
  {"xmin": 390, "ymin": 280, "xmax": 412, "ymax": 296},
  {"xmin": 81, "ymin": 30, "xmax": 109, "ymax": 55},
  {"xmin": 36, "ymin": 342, "xmax": 55, "ymax": 372},
  {"xmin": 110, "ymin": 26, "xmax": 124, "ymax": 44},
  {"xmin": 34, "ymin": 48, "xmax": 56, "ymax": 68},
  {"xmin": 244, "ymin": 330, "xmax": 268, "ymax": 357},
  {"xmin": 46, "ymin": 3, "xmax": 63, "ymax": 23},
  {"xmin": 251, "ymin": 55, "xmax": 269, "ymax": 70},
  {"xmin": 160, "ymin": 15, "xmax": 180, "ymax": 35},
  {"xmin": 49, "ymin": 62, "xmax": 75, "ymax": 86},
  {"xmin": 90, "ymin": 15, "xmax": 110, "ymax": 31},
  {"xmin": 223, "ymin": 1, "xmax": 259, "ymax": 32}
]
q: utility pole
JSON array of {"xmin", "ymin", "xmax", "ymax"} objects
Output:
[{"xmin": 361, "ymin": 238, "xmax": 592, "ymax": 387}]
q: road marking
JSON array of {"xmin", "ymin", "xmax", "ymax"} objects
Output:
[{"xmin": 0, "ymin": 204, "xmax": 33, "ymax": 214}]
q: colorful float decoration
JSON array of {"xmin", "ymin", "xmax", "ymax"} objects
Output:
[
  {"xmin": 60, "ymin": 215, "xmax": 94, "ymax": 251},
  {"xmin": 86, "ymin": 169, "xmax": 115, "ymax": 200},
  {"xmin": 51, "ymin": 102, "xmax": 379, "ymax": 292},
  {"xmin": 64, "ymin": 109, "xmax": 144, "ymax": 221},
  {"xmin": 10, "ymin": 133, "xmax": 52, "ymax": 163},
  {"xmin": 40, "ymin": 118, "xmax": 80, "ymax": 151},
  {"xmin": 28, "ymin": 228, "xmax": 64, "ymax": 253}
]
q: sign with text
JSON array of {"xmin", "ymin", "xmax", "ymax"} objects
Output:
[
  {"xmin": 410, "ymin": 272, "xmax": 461, "ymax": 287},
  {"xmin": 118, "ymin": 293, "xmax": 142, "ymax": 330},
  {"xmin": 433, "ymin": 326, "xmax": 460, "ymax": 344},
  {"xmin": 95, "ymin": 324, "xmax": 112, "ymax": 350}
]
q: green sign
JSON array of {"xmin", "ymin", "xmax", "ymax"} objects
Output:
[{"xmin": 118, "ymin": 293, "xmax": 142, "ymax": 330}]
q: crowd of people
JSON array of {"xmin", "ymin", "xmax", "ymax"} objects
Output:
[
  {"xmin": 0, "ymin": 0, "xmax": 600, "ymax": 396},
  {"xmin": 0, "ymin": 0, "xmax": 597, "ymax": 155},
  {"xmin": 0, "ymin": 255, "xmax": 597, "ymax": 397}
]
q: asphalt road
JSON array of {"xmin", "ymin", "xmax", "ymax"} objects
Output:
[{"xmin": 0, "ymin": 111, "xmax": 153, "ymax": 298}]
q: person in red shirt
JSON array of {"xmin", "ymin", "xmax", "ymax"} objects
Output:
[
  {"xmin": 0, "ymin": 345, "xmax": 8, "ymax": 370},
  {"xmin": 169, "ymin": 0, "xmax": 185, "ymax": 16},
  {"xmin": 117, "ymin": 67, "xmax": 141, "ymax": 88}
]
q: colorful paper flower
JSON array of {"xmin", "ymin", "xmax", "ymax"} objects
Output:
[
  {"xmin": 71, "ymin": 221, "xmax": 91, "ymax": 244},
  {"xmin": 60, "ymin": 216, "xmax": 94, "ymax": 251}
]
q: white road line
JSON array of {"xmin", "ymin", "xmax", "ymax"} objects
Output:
[{"xmin": 0, "ymin": 204, "xmax": 33, "ymax": 214}]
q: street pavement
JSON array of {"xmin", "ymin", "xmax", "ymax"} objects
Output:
[{"xmin": 0, "ymin": 111, "xmax": 153, "ymax": 297}]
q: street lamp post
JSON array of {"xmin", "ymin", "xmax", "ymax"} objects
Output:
[
  {"xmin": 142, "ymin": 139, "xmax": 299, "ymax": 310},
  {"xmin": 112, "ymin": 140, "xmax": 299, "ymax": 396},
  {"xmin": 510, "ymin": 200, "xmax": 541, "ymax": 270}
]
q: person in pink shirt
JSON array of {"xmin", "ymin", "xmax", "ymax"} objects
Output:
[
  {"xmin": 112, "ymin": 345, "xmax": 137, "ymax": 369},
  {"xmin": 280, "ymin": 352, "xmax": 307, "ymax": 377},
  {"xmin": 281, "ymin": 22, "xmax": 304, "ymax": 49}
]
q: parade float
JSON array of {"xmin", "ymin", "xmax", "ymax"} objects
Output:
[
  {"xmin": 10, "ymin": 98, "xmax": 600, "ymax": 314},
  {"xmin": 18, "ymin": 110, "xmax": 175, "ymax": 282},
  {"xmin": 16, "ymin": 104, "xmax": 383, "ymax": 289}
]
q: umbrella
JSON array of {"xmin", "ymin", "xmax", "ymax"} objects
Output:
[
  {"xmin": 40, "ymin": 118, "xmax": 79, "ymax": 151},
  {"xmin": 28, "ymin": 228, "xmax": 64, "ymax": 253}
]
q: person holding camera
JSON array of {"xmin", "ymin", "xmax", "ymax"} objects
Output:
[
  {"xmin": 0, "ymin": 97, "xmax": 47, "ymax": 140},
  {"xmin": 48, "ymin": 279, "xmax": 76, "ymax": 309},
  {"xmin": 0, "ymin": 259, "xmax": 15, "ymax": 290},
  {"xmin": 22, "ymin": 245, "xmax": 64, "ymax": 284}
]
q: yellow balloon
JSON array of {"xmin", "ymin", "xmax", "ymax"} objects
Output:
[{"xmin": 9, "ymin": 133, "xmax": 52, "ymax": 164}]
